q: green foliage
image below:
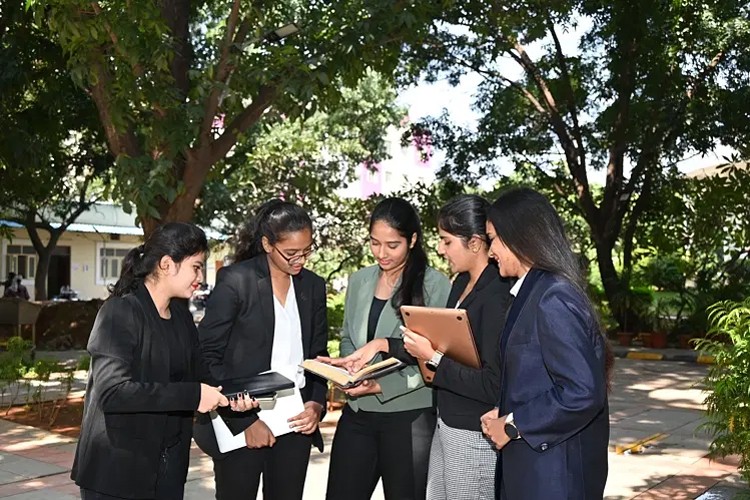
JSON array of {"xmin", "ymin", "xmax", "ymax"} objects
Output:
[
  {"xmin": 399, "ymin": 0, "xmax": 750, "ymax": 327},
  {"xmin": 635, "ymin": 255, "xmax": 687, "ymax": 292},
  {"xmin": 0, "ymin": 2, "xmax": 112, "ymax": 299},
  {"xmin": 695, "ymin": 298, "xmax": 750, "ymax": 485},
  {"xmin": 28, "ymin": 0, "xmax": 447, "ymax": 228},
  {"xmin": 76, "ymin": 355, "xmax": 91, "ymax": 371},
  {"xmin": 327, "ymin": 292, "xmax": 345, "ymax": 341}
]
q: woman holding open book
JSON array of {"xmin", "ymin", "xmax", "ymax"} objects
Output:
[
  {"xmin": 323, "ymin": 197, "xmax": 451, "ymax": 500},
  {"xmin": 193, "ymin": 200, "xmax": 329, "ymax": 500},
  {"xmin": 334, "ymin": 195, "xmax": 512, "ymax": 499}
]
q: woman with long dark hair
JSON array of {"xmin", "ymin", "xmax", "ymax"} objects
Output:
[
  {"xmin": 72, "ymin": 222, "xmax": 233, "ymax": 500},
  {"xmin": 332, "ymin": 195, "xmax": 512, "ymax": 499},
  {"xmin": 324, "ymin": 197, "xmax": 451, "ymax": 500},
  {"xmin": 479, "ymin": 187, "xmax": 612, "ymax": 500},
  {"xmin": 194, "ymin": 199, "xmax": 329, "ymax": 500}
]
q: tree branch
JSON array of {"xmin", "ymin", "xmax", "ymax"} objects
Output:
[
  {"xmin": 546, "ymin": 16, "xmax": 585, "ymax": 171},
  {"xmin": 89, "ymin": 58, "xmax": 141, "ymax": 158},
  {"xmin": 198, "ymin": 0, "xmax": 245, "ymax": 148},
  {"xmin": 205, "ymin": 84, "xmax": 278, "ymax": 166}
]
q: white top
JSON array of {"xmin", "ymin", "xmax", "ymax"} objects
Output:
[
  {"xmin": 270, "ymin": 277, "xmax": 306, "ymax": 388},
  {"xmin": 510, "ymin": 271, "xmax": 528, "ymax": 297}
]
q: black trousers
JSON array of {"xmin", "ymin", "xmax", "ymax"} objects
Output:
[
  {"xmin": 80, "ymin": 439, "xmax": 189, "ymax": 500},
  {"xmin": 213, "ymin": 431, "xmax": 313, "ymax": 500},
  {"xmin": 326, "ymin": 405, "xmax": 436, "ymax": 500}
]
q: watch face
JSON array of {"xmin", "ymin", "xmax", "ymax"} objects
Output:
[
  {"xmin": 504, "ymin": 423, "xmax": 519, "ymax": 440},
  {"xmin": 425, "ymin": 361, "xmax": 437, "ymax": 372}
]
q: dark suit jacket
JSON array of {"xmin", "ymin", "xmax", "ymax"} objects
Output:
[
  {"xmin": 193, "ymin": 255, "xmax": 329, "ymax": 456},
  {"xmin": 498, "ymin": 270, "xmax": 609, "ymax": 500},
  {"xmin": 431, "ymin": 265, "xmax": 512, "ymax": 431},
  {"xmin": 71, "ymin": 284, "xmax": 205, "ymax": 499}
]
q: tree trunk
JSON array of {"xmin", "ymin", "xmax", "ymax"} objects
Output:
[
  {"xmin": 593, "ymin": 239, "xmax": 628, "ymax": 331},
  {"xmin": 33, "ymin": 248, "xmax": 51, "ymax": 301}
]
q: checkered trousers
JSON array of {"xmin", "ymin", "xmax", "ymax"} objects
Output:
[{"xmin": 426, "ymin": 417, "xmax": 497, "ymax": 500}]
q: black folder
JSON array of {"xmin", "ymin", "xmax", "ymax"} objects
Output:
[{"xmin": 219, "ymin": 372, "xmax": 295, "ymax": 399}]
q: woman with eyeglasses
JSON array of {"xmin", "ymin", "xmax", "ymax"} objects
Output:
[
  {"xmin": 193, "ymin": 199, "xmax": 329, "ymax": 500},
  {"xmin": 323, "ymin": 197, "xmax": 451, "ymax": 500}
]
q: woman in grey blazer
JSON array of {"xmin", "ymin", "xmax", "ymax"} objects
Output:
[{"xmin": 324, "ymin": 198, "xmax": 451, "ymax": 500}]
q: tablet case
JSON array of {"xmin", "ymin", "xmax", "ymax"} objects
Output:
[
  {"xmin": 219, "ymin": 372, "xmax": 295, "ymax": 399},
  {"xmin": 400, "ymin": 305, "xmax": 481, "ymax": 383}
]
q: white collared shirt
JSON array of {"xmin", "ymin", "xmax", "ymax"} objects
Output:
[
  {"xmin": 510, "ymin": 271, "xmax": 528, "ymax": 297},
  {"xmin": 270, "ymin": 277, "xmax": 306, "ymax": 388}
]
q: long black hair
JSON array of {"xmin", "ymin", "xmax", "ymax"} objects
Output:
[
  {"xmin": 438, "ymin": 194, "xmax": 491, "ymax": 245},
  {"xmin": 109, "ymin": 222, "xmax": 209, "ymax": 297},
  {"xmin": 370, "ymin": 197, "xmax": 428, "ymax": 310},
  {"xmin": 488, "ymin": 187, "xmax": 614, "ymax": 385},
  {"xmin": 234, "ymin": 199, "xmax": 313, "ymax": 263}
]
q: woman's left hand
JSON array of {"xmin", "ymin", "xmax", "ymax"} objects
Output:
[
  {"xmin": 287, "ymin": 401, "xmax": 323, "ymax": 434},
  {"xmin": 229, "ymin": 393, "xmax": 260, "ymax": 412},
  {"xmin": 342, "ymin": 379, "xmax": 381, "ymax": 397},
  {"xmin": 402, "ymin": 327, "xmax": 436, "ymax": 361}
]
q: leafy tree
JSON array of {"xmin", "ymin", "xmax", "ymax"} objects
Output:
[
  {"xmin": 194, "ymin": 71, "xmax": 405, "ymax": 281},
  {"xmin": 0, "ymin": 2, "xmax": 111, "ymax": 300},
  {"xmin": 29, "ymin": 0, "xmax": 445, "ymax": 235},
  {"xmin": 400, "ymin": 0, "xmax": 750, "ymax": 326}
]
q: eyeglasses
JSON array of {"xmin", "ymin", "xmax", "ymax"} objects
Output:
[{"xmin": 273, "ymin": 244, "xmax": 316, "ymax": 265}]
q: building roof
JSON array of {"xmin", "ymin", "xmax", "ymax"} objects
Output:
[
  {"xmin": 1, "ymin": 203, "xmax": 225, "ymax": 240},
  {"xmin": 685, "ymin": 161, "xmax": 748, "ymax": 179}
]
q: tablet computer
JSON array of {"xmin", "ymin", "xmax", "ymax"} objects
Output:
[
  {"xmin": 400, "ymin": 305, "xmax": 481, "ymax": 383},
  {"xmin": 219, "ymin": 372, "xmax": 295, "ymax": 399}
]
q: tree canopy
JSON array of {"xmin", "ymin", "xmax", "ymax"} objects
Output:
[
  {"xmin": 400, "ymin": 0, "xmax": 750, "ymax": 324},
  {"xmin": 29, "ymin": 0, "xmax": 447, "ymax": 235}
]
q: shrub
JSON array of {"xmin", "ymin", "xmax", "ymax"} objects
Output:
[{"xmin": 694, "ymin": 297, "xmax": 750, "ymax": 485}]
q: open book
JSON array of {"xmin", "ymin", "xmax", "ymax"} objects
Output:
[{"xmin": 300, "ymin": 358, "xmax": 404, "ymax": 388}]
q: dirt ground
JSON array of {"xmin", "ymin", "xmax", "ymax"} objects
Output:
[{"xmin": 0, "ymin": 397, "xmax": 83, "ymax": 438}]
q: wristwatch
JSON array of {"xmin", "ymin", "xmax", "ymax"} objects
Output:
[
  {"xmin": 504, "ymin": 413, "xmax": 521, "ymax": 440},
  {"xmin": 425, "ymin": 350, "xmax": 444, "ymax": 371}
]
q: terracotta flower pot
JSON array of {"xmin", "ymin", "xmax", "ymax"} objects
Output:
[
  {"xmin": 651, "ymin": 331, "xmax": 668, "ymax": 349},
  {"xmin": 639, "ymin": 332, "xmax": 653, "ymax": 348},
  {"xmin": 617, "ymin": 332, "xmax": 634, "ymax": 347}
]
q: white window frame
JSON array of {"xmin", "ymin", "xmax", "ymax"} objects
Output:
[
  {"xmin": 95, "ymin": 242, "xmax": 134, "ymax": 286},
  {"xmin": 2, "ymin": 239, "xmax": 37, "ymax": 282}
]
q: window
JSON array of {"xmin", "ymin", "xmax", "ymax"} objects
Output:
[
  {"xmin": 96, "ymin": 244, "xmax": 132, "ymax": 284},
  {"xmin": 5, "ymin": 245, "xmax": 36, "ymax": 279}
]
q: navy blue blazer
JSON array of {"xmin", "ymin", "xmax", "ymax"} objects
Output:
[{"xmin": 497, "ymin": 270, "xmax": 609, "ymax": 500}]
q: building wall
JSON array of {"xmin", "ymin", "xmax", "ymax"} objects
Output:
[{"xmin": 2, "ymin": 228, "xmax": 142, "ymax": 300}]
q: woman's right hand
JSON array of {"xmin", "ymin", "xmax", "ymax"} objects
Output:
[
  {"xmin": 318, "ymin": 338, "xmax": 388, "ymax": 374},
  {"xmin": 244, "ymin": 419, "xmax": 276, "ymax": 448},
  {"xmin": 197, "ymin": 384, "xmax": 229, "ymax": 413}
]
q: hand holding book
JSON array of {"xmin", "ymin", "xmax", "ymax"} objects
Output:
[{"xmin": 301, "ymin": 357, "xmax": 404, "ymax": 389}]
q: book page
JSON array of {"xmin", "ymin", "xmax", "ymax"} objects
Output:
[{"xmin": 300, "ymin": 359, "xmax": 354, "ymax": 386}]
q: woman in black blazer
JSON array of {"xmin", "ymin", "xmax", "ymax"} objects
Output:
[
  {"xmin": 194, "ymin": 200, "xmax": 329, "ymax": 500},
  {"xmin": 71, "ymin": 223, "xmax": 232, "ymax": 500},
  {"xmin": 342, "ymin": 195, "xmax": 512, "ymax": 499}
]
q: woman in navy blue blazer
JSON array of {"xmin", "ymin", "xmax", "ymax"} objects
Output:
[{"xmin": 480, "ymin": 187, "xmax": 613, "ymax": 500}]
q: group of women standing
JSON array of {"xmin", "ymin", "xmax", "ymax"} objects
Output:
[{"xmin": 71, "ymin": 187, "xmax": 612, "ymax": 500}]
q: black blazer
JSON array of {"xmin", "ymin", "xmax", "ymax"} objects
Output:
[
  {"xmin": 388, "ymin": 264, "xmax": 512, "ymax": 431},
  {"xmin": 497, "ymin": 270, "xmax": 609, "ymax": 500},
  {"xmin": 193, "ymin": 255, "xmax": 329, "ymax": 455},
  {"xmin": 71, "ymin": 284, "xmax": 205, "ymax": 499},
  {"xmin": 431, "ymin": 265, "xmax": 511, "ymax": 431}
]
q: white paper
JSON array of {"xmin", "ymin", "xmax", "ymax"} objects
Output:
[
  {"xmin": 258, "ymin": 385, "xmax": 305, "ymax": 437},
  {"xmin": 258, "ymin": 365, "xmax": 305, "ymax": 437},
  {"xmin": 210, "ymin": 410, "xmax": 246, "ymax": 453}
]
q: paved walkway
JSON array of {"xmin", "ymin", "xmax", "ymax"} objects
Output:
[{"xmin": 0, "ymin": 356, "xmax": 745, "ymax": 499}]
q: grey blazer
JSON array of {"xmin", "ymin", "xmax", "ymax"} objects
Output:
[{"xmin": 339, "ymin": 265, "xmax": 451, "ymax": 412}]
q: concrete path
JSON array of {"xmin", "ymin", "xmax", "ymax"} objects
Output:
[{"xmin": 0, "ymin": 357, "xmax": 745, "ymax": 499}]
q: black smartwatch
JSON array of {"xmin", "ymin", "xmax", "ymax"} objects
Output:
[{"xmin": 504, "ymin": 414, "xmax": 521, "ymax": 440}]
